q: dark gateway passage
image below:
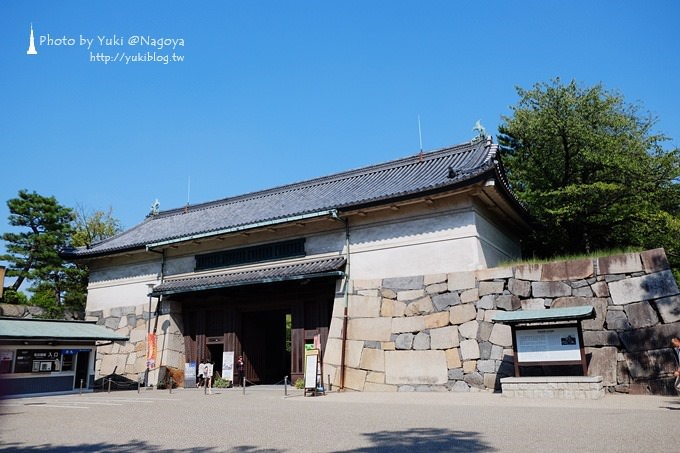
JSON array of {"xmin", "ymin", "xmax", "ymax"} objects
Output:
[{"xmin": 174, "ymin": 277, "xmax": 337, "ymax": 385}]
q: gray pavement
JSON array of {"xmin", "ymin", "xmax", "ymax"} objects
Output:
[{"xmin": 1, "ymin": 386, "xmax": 679, "ymax": 452}]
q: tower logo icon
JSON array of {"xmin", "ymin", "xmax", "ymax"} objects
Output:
[{"xmin": 27, "ymin": 23, "xmax": 38, "ymax": 55}]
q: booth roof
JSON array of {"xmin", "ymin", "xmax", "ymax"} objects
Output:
[
  {"xmin": 0, "ymin": 318, "xmax": 128, "ymax": 341},
  {"xmin": 492, "ymin": 306, "xmax": 594, "ymax": 324}
]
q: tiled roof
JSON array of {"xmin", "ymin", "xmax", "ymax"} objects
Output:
[
  {"xmin": 0, "ymin": 318, "xmax": 129, "ymax": 341},
  {"xmin": 151, "ymin": 256, "xmax": 346, "ymax": 296},
  {"xmin": 65, "ymin": 140, "xmax": 512, "ymax": 258}
]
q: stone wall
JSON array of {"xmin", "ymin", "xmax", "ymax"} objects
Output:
[
  {"xmin": 87, "ymin": 299, "xmax": 185, "ymax": 385},
  {"xmin": 0, "ymin": 303, "xmax": 84, "ymax": 320},
  {"xmin": 324, "ymin": 248, "xmax": 680, "ymax": 394}
]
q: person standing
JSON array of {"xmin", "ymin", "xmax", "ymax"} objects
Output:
[
  {"xmin": 205, "ymin": 361, "xmax": 214, "ymax": 394},
  {"xmin": 197, "ymin": 360, "xmax": 206, "ymax": 388},
  {"xmin": 237, "ymin": 355, "xmax": 245, "ymax": 387},
  {"xmin": 671, "ymin": 336, "xmax": 680, "ymax": 390}
]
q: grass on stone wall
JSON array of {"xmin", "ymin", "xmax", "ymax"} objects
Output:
[{"xmin": 499, "ymin": 247, "xmax": 644, "ymax": 268}]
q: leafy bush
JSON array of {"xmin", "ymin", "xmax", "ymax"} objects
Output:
[{"xmin": 294, "ymin": 378, "xmax": 305, "ymax": 389}]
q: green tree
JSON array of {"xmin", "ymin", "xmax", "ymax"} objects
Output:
[
  {"xmin": 71, "ymin": 204, "xmax": 122, "ymax": 248},
  {"xmin": 498, "ymin": 79, "xmax": 680, "ymax": 266},
  {"xmin": 1, "ymin": 190, "xmax": 76, "ymax": 296}
]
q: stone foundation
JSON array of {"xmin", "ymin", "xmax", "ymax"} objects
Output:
[
  {"xmin": 500, "ymin": 376, "xmax": 605, "ymax": 399},
  {"xmin": 324, "ymin": 248, "xmax": 680, "ymax": 394},
  {"xmin": 86, "ymin": 299, "xmax": 185, "ymax": 385}
]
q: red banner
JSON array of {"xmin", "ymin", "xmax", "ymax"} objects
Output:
[{"xmin": 146, "ymin": 333, "xmax": 157, "ymax": 368}]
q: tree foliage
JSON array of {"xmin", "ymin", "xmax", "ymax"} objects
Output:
[
  {"xmin": 0, "ymin": 191, "xmax": 122, "ymax": 317},
  {"xmin": 498, "ymin": 79, "xmax": 680, "ymax": 267}
]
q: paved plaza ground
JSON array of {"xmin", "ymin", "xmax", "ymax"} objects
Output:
[{"xmin": 1, "ymin": 386, "xmax": 679, "ymax": 452}]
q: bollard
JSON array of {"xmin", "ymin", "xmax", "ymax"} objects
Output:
[
  {"xmin": 284, "ymin": 376, "xmax": 288, "ymax": 397},
  {"xmin": 169, "ymin": 377, "xmax": 173, "ymax": 394},
  {"xmin": 242, "ymin": 376, "xmax": 246, "ymax": 395},
  {"xmin": 328, "ymin": 374, "xmax": 331, "ymax": 391},
  {"xmin": 204, "ymin": 381, "xmax": 207, "ymax": 395},
  {"xmin": 107, "ymin": 378, "xmax": 112, "ymax": 393},
  {"xmin": 79, "ymin": 379, "xmax": 84, "ymax": 395},
  {"xmin": 138, "ymin": 380, "xmax": 141, "ymax": 394}
]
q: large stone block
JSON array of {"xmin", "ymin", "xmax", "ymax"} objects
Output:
[
  {"xmin": 624, "ymin": 349, "xmax": 678, "ymax": 379},
  {"xmin": 532, "ymin": 281, "xmax": 572, "ymax": 298},
  {"xmin": 364, "ymin": 382, "xmax": 397, "ymax": 392},
  {"xmin": 618, "ymin": 323, "xmax": 680, "ymax": 352},
  {"xmin": 598, "ymin": 253, "xmax": 643, "ymax": 275},
  {"xmin": 606, "ymin": 310, "xmax": 632, "ymax": 331},
  {"xmin": 624, "ymin": 301, "xmax": 659, "ymax": 329},
  {"xmin": 395, "ymin": 333, "xmax": 414, "ymax": 350},
  {"xmin": 445, "ymin": 348, "xmax": 462, "ymax": 368},
  {"xmin": 609, "ymin": 270, "xmax": 679, "ymax": 305},
  {"xmin": 496, "ymin": 295, "xmax": 521, "ymax": 311},
  {"xmin": 582, "ymin": 331, "xmax": 621, "ymax": 347},
  {"xmin": 478, "ymin": 281, "xmax": 505, "ymax": 296},
  {"xmin": 348, "ymin": 294, "xmax": 381, "ymax": 318},
  {"xmin": 489, "ymin": 323, "xmax": 512, "ymax": 347},
  {"xmin": 323, "ymin": 338, "xmax": 343, "ymax": 366},
  {"xmin": 413, "ymin": 332, "xmax": 430, "ymax": 350},
  {"xmin": 591, "ymin": 281, "xmax": 609, "ymax": 298},
  {"xmin": 424, "ymin": 273, "xmax": 447, "ymax": 285},
  {"xmin": 520, "ymin": 299, "xmax": 546, "ymax": 310},
  {"xmin": 380, "ymin": 298, "xmax": 406, "ymax": 317},
  {"xmin": 640, "ymin": 248, "xmax": 670, "ymax": 273},
  {"xmin": 448, "ymin": 271, "xmax": 476, "ymax": 291},
  {"xmin": 508, "ymin": 278, "xmax": 531, "ymax": 297},
  {"xmin": 432, "ymin": 292, "xmax": 461, "ymax": 311},
  {"xmin": 460, "ymin": 339, "xmax": 480, "ymax": 360},
  {"xmin": 397, "ymin": 289, "xmax": 426, "ymax": 302},
  {"xmin": 343, "ymin": 367, "xmax": 367, "ymax": 391},
  {"xmin": 514, "ymin": 263, "xmax": 541, "ymax": 281},
  {"xmin": 654, "ymin": 295, "xmax": 680, "ymax": 324},
  {"xmin": 424, "ymin": 311, "xmax": 450, "ymax": 329},
  {"xmin": 404, "ymin": 296, "xmax": 434, "ymax": 316},
  {"xmin": 347, "ymin": 317, "xmax": 393, "ymax": 342},
  {"xmin": 385, "ymin": 350, "xmax": 448, "ymax": 385},
  {"xmin": 460, "ymin": 288, "xmax": 479, "ymax": 303},
  {"xmin": 383, "ymin": 276, "xmax": 423, "ymax": 290},
  {"xmin": 476, "ymin": 295, "xmax": 495, "ymax": 310},
  {"xmin": 426, "ymin": 282, "xmax": 448, "ymax": 295},
  {"xmin": 360, "ymin": 348, "xmax": 385, "ymax": 372},
  {"xmin": 392, "ymin": 316, "xmax": 426, "ymax": 333},
  {"xmin": 586, "ymin": 347, "xmax": 617, "ymax": 386},
  {"xmin": 541, "ymin": 259, "xmax": 594, "ymax": 282},
  {"xmin": 344, "ymin": 340, "xmax": 365, "ymax": 368},
  {"xmin": 353, "ymin": 279, "xmax": 382, "ymax": 290},
  {"xmin": 477, "ymin": 322, "xmax": 493, "ymax": 342},
  {"xmin": 459, "ymin": 320, "xmax": 479, "ymax": 339},
  {"xmin": 430, "ymin": 325, "xmax": 459, "ymax": 350},
  {"xmin": 476, "ymin": 267, "xmax": 513, "ymax": 281},
  {"xmin": 551, "ymin": 297, "xmax": 607, "ymax": 330}
]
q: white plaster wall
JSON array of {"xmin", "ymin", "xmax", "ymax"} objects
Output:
[
  {"xmin": 87, "ymin": 278, "xmax": 160, "ymax": 312},
  {"xmin": 474, "ymin": 212, "xmax": 522, "ymax": 268}
]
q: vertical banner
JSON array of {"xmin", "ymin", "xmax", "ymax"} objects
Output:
[
  {"xmin": 146, "ymin": 333, "xmax": 157, "ymax": 368},
  {"xmin": 222, "ymin": 351, "xmax": 234, "ymax": 381}
]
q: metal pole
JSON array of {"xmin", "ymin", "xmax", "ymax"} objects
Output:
[
  {"xmin": 284, "ymin": 376, "xmax": 288, "ymax": 396},
  {"xmin": 107, "ymin": 378, "xmax": 111, "ymax": 393},
  {"xmin": 79, "ymin": 379, "xmax": 84, "ymax": 395},
  {"xmin": 242, "ymin": 376, "xmax": 245, "ymax": 395},
  {"xmin": 169, "ymin": 377, "xmax": 173, "ymax": 394},
  {"xmin": 328, "ymin": 374, "xmax": 331, "ymax": 391},
  {"xmin": 138, "ymin": 380, "xmax": 140, "ymax": 394}
]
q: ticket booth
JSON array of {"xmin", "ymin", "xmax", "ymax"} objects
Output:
[{"xmin": 0, "ymin": 318, "xmax": 128, "ymax": 397}]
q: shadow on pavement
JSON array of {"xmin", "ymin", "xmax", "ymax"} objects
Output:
[{"xmin": 340, "ymin": 427, "xmax": 494, "ymax": 452}]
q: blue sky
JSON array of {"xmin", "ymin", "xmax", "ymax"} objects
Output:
[{"xmin": 1, "ymin": 1, "xmax": 679, "ymax": 274}]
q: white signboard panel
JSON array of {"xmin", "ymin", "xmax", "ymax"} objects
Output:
[
  {"xmin": 222, "ymin": 351, "xmax": 234, "ymax": 381},
  {"xmin": 515, "ymin": 326, "xmax": 581, "ymax": 362}
]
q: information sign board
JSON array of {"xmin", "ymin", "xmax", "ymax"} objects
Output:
[{"xmin": 515, "ymin": 326, "xmax": 581, "ymax": 362}]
